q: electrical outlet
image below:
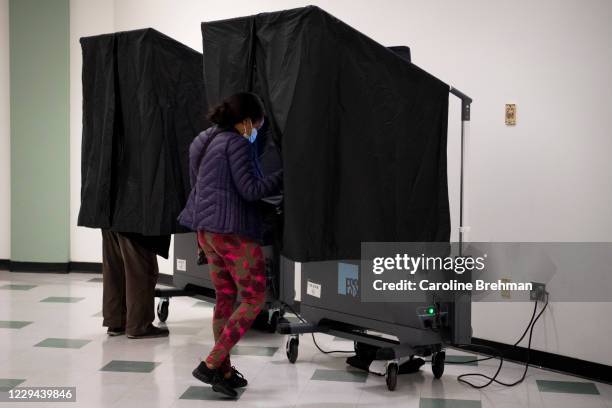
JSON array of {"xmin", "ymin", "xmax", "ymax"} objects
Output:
[{"xmin": 530, "ymin": 282, "xmax": 546, "ymax": 301}]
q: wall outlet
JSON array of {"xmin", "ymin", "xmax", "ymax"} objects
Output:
[{"xmin": 530, "ymin": 282, "xmax": 546, "ymax": 301}]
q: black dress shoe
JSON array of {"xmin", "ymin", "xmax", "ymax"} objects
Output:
[
  {"xmin": 226, "ymin": 366, "xmax": 248, "ymax": 388},
  {"xmin": 192, "ymin": 362, "xmax": 237, "ymax": 398},
  {"xmin": 127, "ymin": 325, "xmax": 169, "ymax": 339},
  {"xmin": 107, "ymin": 327, "xmax": 126, "ymax": 336}
]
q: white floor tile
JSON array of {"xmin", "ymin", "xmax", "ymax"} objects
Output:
[{"xmin": 1, "ymin": 271, "xmax": 609, "ymax": 408}]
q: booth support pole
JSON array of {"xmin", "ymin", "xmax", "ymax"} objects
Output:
[
  {"xmin": 450, "ymin": 87, "xmax": 472, "ymax": 256},
  {"xmin": 449, "ymin": 87, "xmax": 473, "ymax": 345}
]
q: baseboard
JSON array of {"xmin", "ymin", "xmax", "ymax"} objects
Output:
[
  {"xmin": 8, "ymin": 261, "xmax": 99, "ymax": 273},
  {"xmin": 458, "ymin": 337, "xmax": 612, "ymax": 384},
  {"xmin": 9, "ymin": 261, "xmax": 69, "ymax": 273},
  {"xmin": 0, "ymin": 259, "xmax": 8, "ymax": 270},
  {"xmin": 69, "ymin": 262, "xmax": 102, "ymax": 273}
]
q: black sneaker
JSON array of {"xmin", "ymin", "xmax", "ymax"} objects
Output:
[
  {"xmin": 212, "ymin": 377, "xmax": 237, "ymax": 398},
  {"xmin": 192, "ymin": 362, "xmax": 237, "ymax": 398},
  {"xmin": 107, "ymin": 327, "xmax": 125, "ymax": 336},
  {"xmin": 127, "ymin": 325, "xmax": 169, "ymax": 339},
  {"xmin": 192, "ymin": 361, "xmax": 216, "ymax": 384},
  {"xmin": 226, "ymin": 366, "xmax": 248, "ymax": 388}
]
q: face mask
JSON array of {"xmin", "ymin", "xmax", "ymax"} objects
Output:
[
  {"xmin": 244, "ymin": 119, "xmax": 261, "ymax": 143},
  {"xmin": 248, "ymin": 128, "xmax": 258, "ymax": 143}
]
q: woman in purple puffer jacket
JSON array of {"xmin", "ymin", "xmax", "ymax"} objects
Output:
[{"xmin": 178, "ymin": 92, "xmax": 282, "ymax": 398}]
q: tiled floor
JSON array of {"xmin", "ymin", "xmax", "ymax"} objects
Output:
[{"xmin": 0, "ymin": 270, "xmax": 610, "ymax": 408}]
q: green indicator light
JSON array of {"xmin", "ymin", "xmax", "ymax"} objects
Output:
[{"xmin": 427, "ymin": 307, "xmax": 436, "ymax": 315}]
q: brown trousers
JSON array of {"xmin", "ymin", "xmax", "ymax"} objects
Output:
[{"xmin": 101, "ymin": 230, "xmax": 159, "ymax": 336}]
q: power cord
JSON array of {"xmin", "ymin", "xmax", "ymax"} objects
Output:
[
  {"xmin": 282, "ymin": 302, "xmax": 354, "ymax": 355},
  {"xmin": 282, "ymin": 303, "xmax": 386, "ymax": 378},
  {"xmin": 442, "ymin": 298, "xmax": 539, "ymax": 365},
  {"xmin": 453, "ymin": 292, "xmax": 549, "ymax": 388},
  {"xmin": 311, "ymin": 333, "xmax": 355, "ymax": 355}
]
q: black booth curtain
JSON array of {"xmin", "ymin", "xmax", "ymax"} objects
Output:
[
  {"xmin": 78, "ymin": 29, "xmax": 207, "ymax": 238},
  {"xmin": 202, "ymin": 6, "xmax": 451, "ymax": 262}
]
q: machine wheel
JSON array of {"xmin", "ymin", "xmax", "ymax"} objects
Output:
[
  {"xmin": 432, "ymin": 351, "xmax": 445, "ymax": 379},
  {"xmin": 386, "ymin": 362, "xmax": 399, "ymax": 391},
  {"xmin": 157, "ymin": 298, "xmax": 169, "ymax": 323},
  {"xmin": 286, "ymin": 336, "xmax": 299, "ymax": 364},
  {"xmin": 269, "ymin": 310, "xmax": 281, "ymax": 333}
]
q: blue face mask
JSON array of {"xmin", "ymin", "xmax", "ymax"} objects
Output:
[
  {"xmin": 248, "ymin": 128, "xmax": 258, "ymax": 144},
  {"xmin": 246, "ymin": 118, "xmax": 263, "ymax": 143}
]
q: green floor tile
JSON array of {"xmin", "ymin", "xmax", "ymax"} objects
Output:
[
  {"xmin": 231, "ymin": 345, "xmax": 278, "ymax": 357},
  {"xmin": 35, "ymin": 338, "xmax": 91, "ymax": 349},
  {"xmin": 536, "ymin": 380, "xmax": 599, "ymax": 395},
  {"xmin": 180, "ymin": 385, "xmax": 244, "ymax": 400},
  {"xmin": 0, "ymin": 320, "xmax": 33, "ymax": 329},
  {"xmin": 0, "ymin": 379, "xmax": 26, "ymax": 392},
  {"xmin": 445, "ymin": 355, "xmax": 478, "ymax": 366},
  {"xmin": 311, "ymin": 369, "xmax": 368, "ymax": 383},
  {"xmin": 0, "ymin": 284, "xmax": 37, "ymax": 291},
  {"xmin": 40, "ymin": 297, "xmax": 85, "ymax": 303},
  {"xmin": 420, "ymin": 398, "xmax": 481, "ymax": 408},
  {"xmin": 100, "ymin": 360, "xmax": 160, "ymax": 373}
]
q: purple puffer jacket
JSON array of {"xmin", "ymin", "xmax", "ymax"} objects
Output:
[{"xmin": 178, "ymin": 126, "xmax": 282, "ymax": 240}]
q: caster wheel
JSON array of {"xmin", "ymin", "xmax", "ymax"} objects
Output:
[
  {"xmin": 386, "ymin": 362, "xmax": 398, "ymax": 391},
  {"xmin": 269, "ymin": 310, "xmax": 280, "ymax": 333},
  {"xmin": 157, "ymin": 298, "xmax": 169, "ymax": 323},
  {"xmin": 432, "ymin": 351, "xmax": 445, "ymax": 379},
  {"xmin": 286, "ymin": 337, "xmax": 299, "ymax": 364}
]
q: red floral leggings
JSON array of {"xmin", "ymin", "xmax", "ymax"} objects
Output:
[{"xmin": 197, "ymin": 231, "xmax": 266, "ymax": 372}]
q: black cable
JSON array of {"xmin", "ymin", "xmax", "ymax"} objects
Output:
[
  {"xmin": 311, "ymin": 333, "xmax": 355, "ymax": 354},
  {"xmin": 445, "ymin": 299, "xmax": 540, "ymax": 365},
  {"xmin": 456, "ymin": 292, "xmax": 549, "ymax": 388},
  {"xmin": 282, "ymin": 302, "xmax": 354, "ymax": 355}
]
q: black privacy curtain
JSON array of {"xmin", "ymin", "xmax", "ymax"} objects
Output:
[
  {"xmin": 202, "ymin": 6, "xmax": 451, "ymax": 262},
  {"xmin": 78, "ymin": 28, "xmax": 207, "ymax": 236}
]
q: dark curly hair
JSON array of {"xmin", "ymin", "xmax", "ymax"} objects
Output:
[{"xmin": 208, "ymin": 92, "xmax": 265, "ymax": 128}]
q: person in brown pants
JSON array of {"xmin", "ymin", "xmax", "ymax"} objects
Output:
[{"xmin": 101, "ymin": 230, "xmax": 169, "ymax": 339}]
